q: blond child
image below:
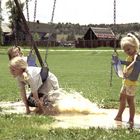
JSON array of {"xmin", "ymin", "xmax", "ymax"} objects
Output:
[
  {"xmin": 114, "ymin": 33, "xmax": 140, "ymax": 125},
  {"xmin": 9, "ymin": 56, "xmax": 59, "ymax": 114},
  {"xmin": 7, "ymin": 46, "xmax": 25, "ymax": 60}
]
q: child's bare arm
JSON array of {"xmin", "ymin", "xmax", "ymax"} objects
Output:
[
  {"xmin": 20, "ymin": 86, "xmax": 30, "ymax": 114},
  {"xmin": 123, "ymin": 54, "xmax": 138, "ymax": 78},
  {"xmin": 126, "ymin": 54, "xmax": 137, "ymax": 71}
]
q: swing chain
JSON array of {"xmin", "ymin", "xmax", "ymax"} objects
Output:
[
  {"xmin": 110, "ymin": 39, "xmax": 118, "ymax": 87},
  {"xmin": 26, "ymin": 0, "xmax": 29, "ymax": 22},
  {"xmin": 34, "ymin": 0, "xmax": 37, "ymax": 22}
]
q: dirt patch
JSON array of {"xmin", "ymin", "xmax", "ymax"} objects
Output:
[
  {"xmin": 1, "ymin": 101, "xmax": 140, "ymax": 129},
  {"xmin": 51, "ymin": 109, "xmax": 140, "ymax": 129},
  {"xmin": 0, "ymin": 101, "xmax": 26, "ymax": 114}
]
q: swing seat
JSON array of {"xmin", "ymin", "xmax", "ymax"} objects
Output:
[
  {"xmin": 40, "ymin": 67, "xmax": 49, "ymax": 82},
  {"xmin": 112, "ymin": 55, "xmax": 123, "ymax": 78},
  {"xmin": 27, "ymin": 53, "xmax": 37, "ymax": 66}
]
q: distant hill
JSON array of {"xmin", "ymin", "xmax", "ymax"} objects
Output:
[{"xmin": 43, "ymin": 22, "xmax": 140, "ymax": 37}]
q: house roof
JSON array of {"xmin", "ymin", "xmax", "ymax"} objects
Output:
[
  {"xmin": 89, "ymin": 27, "xmax": 115, "ymax": 39},
  {"xmin": 1, "ymin": 22, "xmax": 54, "ymax": 33}
]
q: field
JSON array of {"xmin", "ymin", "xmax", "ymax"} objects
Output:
[{"xmin": 0, "ymin": 46, "xmax": 140, "ymax": 140}]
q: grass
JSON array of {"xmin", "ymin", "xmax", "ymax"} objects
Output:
[{"xmin": 0, "ymin": 46, "xmax": 140, "ymax": 139}]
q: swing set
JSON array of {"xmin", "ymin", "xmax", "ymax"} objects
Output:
[
  {"xmin": 13, "ymin": 0, "xmax": 140, "ymax": 86},
  {"xmin": 24, "ymin": 0, "xmax": 56, "ymax": 67},
  {"xmin": 13, "ymin": 0, "xmax": 57, "ymax": 68}
]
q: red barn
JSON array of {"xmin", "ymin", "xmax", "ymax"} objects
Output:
[{"xmin": 76, "ymin": 27, "xmax": 116, "ymax": 48}]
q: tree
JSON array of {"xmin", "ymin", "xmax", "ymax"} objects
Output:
[
  {"xmin": 66, "ymin": 33, "xmax": 76, "ymax": 41},
  {"xmin": 6, "ymin": 0, "xmax": 25, "ymax": 45}
]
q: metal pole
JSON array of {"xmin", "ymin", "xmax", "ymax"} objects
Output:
[
  {"xmin": 114, "ymin": 0, "xmax": 116, "ymax": 25},
  {"xmin": 51, "ymin": 0, "xmax": 56, "ymax": 23},
  {"xmin": 113, "ymin": 0, "xmax": 117, "ymax": 51},
  {"xmin": 110, "ymin": 0, "xmax": 117, "ymax": 86},
  {"xmin": 0, "ymin": 0, "xmax": 2, "ymax": 45}
]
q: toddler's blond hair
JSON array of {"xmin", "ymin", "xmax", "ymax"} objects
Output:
[
  {"xmin": 120, "ymin": 33, "xmax": 140, "ymax": 52},
  {"xmin": 7, "ymin": 46, "xmax": 23, "ymax": 60},
  {"xmin": 9, "ymin": 56, "xmax": 27, "ymax": 70}
]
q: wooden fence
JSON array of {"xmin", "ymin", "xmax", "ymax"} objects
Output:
[{"xmin": 75, "ymin": 39, "xmax": 119, "ymax": 48}]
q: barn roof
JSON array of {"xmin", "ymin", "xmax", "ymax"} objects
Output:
[
  {"xmin": 91, "ymin": 27, "xmax": 115, "ymax": 39},
  {"xmin": 84, "ymin": 27, "xmax": 115, "ymax": 39}
]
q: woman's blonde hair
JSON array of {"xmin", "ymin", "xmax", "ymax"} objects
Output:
[
  {"xmin": 7, "ymin": 46, "xmax": 23, "ymax": 60},
  {"xmin": 120, "ymin": 33, "xmax": 140, "ymax": 52},
  {"xmin": 9, "ymin": 56, "xmax": 27, "ymax": 70}
]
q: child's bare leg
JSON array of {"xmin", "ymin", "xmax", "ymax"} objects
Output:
[
  {"xmin": 114, "ymin": 94, "xmax": 127, "ymax": 121},
  {"xmin": 127, "ymin": 95, "xmax": 135, "ymax": 124}
]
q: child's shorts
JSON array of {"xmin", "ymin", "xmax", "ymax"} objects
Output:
[{"xmin": 120, "ymin": 85, "xmax": 136, "ymax": 96}]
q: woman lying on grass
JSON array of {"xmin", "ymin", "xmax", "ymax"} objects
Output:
[{"xmin": 9, "ymin": 56, "xmax": 99, "ymax": 115}]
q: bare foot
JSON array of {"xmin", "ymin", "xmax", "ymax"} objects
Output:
[
  {"xmin": 128, "ymin": 120, "xmax": 134, "ymax": 125},
  {"xmin": 128, "ymin": 121, "xmax": 134, "ymax": 129},
  {"xmin": 114, "ymin": 117, "xmax": 122, "ymax": 121}
]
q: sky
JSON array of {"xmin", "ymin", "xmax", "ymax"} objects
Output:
[{"xmin": 2, "ymin": 0, "xmax": 140, "ymax": 25}]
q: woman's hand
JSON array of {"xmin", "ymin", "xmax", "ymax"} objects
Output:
[
  {"xmin": 32, "ymin": 91, "xmax": 45, "ymax": 114},
  {"xmin": 34, "ymin": 99, "xmax": 45, "ymax": 114}
]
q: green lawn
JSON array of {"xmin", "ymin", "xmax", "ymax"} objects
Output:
[{"xmin": 0, "ymin": 46, "xmax": 140, "ymax": 140}]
